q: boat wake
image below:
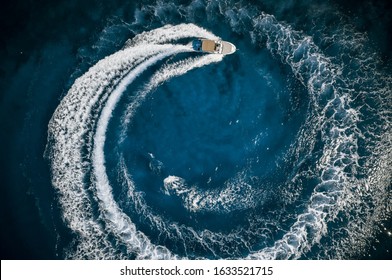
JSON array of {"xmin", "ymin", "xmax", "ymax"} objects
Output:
[{"xmin": 46, "ymin": 2, "xmax": 391, "ymax": 260}]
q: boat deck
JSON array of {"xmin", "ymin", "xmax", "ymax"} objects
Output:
[{"xmin": 201, "ymin": 40, "xmax": 218, "ymax": 52}]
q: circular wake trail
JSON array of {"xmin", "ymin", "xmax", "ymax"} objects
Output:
[{"xmin": 47, "ymin": 5, "xmax": 391, "ymax": 259}]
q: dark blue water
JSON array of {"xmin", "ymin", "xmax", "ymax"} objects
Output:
[{"xmin": 1, "ymin": 0, "xmax": 391, "ymax": 259}]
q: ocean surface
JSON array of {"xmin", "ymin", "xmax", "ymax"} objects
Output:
[{"xmin": 0, "ymin": 0, "xmax": 391, "ymax": 259}]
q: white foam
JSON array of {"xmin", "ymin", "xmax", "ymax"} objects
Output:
[
  {"xmin": 125, "ymin": 23, "xmax": 219, "ymax": 48},
  {"xmin": 162, "ymin": 171, "xmax": 262, "ymax": 213}
]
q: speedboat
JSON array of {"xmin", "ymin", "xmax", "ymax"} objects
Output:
[{"xmin": 192, "ymin": 39, "xmax": 236, "ymax": 55}]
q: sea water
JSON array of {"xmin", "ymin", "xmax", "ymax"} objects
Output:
[{"xmin": 0, "ymin": 0, "xmax": 391, "ymax": 259}]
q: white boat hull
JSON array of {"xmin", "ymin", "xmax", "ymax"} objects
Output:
[
  {"xmin": 220, "ymin": 41, "xmax": 236, "ymax": 55},
  {"xmin": 192, "ymin": 39, "xmax": 236, "ymax": 55}
]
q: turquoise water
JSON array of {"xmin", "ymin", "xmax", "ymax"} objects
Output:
[{"xmin": 1, "ymin": 0, "xmax": 391, "ymax": 259}]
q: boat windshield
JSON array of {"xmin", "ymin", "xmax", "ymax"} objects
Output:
[{"xmin": 192, "ymin": 39, "xmax": 202, "ymax": 51}]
